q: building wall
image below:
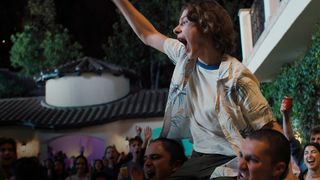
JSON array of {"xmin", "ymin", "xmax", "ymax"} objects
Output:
[
  {"xmin": 46, "ymin": 73, "xmax": 130, "ymax": 107},
  {"xmin": 0, "ymin": 117, "xmax": 163, "ymax": 162}
]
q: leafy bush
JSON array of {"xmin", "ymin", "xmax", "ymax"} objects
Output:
[{"xmin": 261, "ymin": 25, "xmax": 320, "ymax": 142}]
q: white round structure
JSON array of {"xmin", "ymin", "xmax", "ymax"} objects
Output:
[{"xmin": 45, "ymin": 73, "xmax": 130, "ymax": 107}]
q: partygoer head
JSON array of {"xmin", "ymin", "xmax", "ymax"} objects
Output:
[
  {"xmin": 303, "ymin": 143, "xmax": 320, "ymax": 171},
  {"xmin": 129, "ymin": 136, "xmax": 143, "ymax": 157},
  {"xmin": 0, "ymin": 137, "xmax": 17, "ymax": 167},
  {"xmin": 143, "ymin": 138, "xmax": 187, "ymax": 180},
  {"xmin": 74, "ymin": 155, "xmax": 89, "ymax": 175},
  {"xmin": 104, "ymin": 145, "xmax": 118, "ymax": 162},
  {"xmin": 173, "ymin": 0, "xmax": 236, "ymax": 58},
  {"xmin": 237, "ymin": 129, "xmax": 290, "ymax": 180},
  {"xmin": 310, "ymin": 125, "xmax": 320, "ymax": 144}
]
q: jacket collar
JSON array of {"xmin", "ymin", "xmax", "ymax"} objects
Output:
[{"xmin": 218, "ymin": 55, "xmax": 233, "ymax": 80}]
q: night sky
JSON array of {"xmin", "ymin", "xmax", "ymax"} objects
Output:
[
  {"xmin": 0, "ymin": 0, "xmax": 116, "ymax": 70},
  {"xmin": 1, "ymin": 0, "xmax": 253, "ymax": 71}
]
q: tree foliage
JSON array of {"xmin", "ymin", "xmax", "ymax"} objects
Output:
[
  {"xmin": 103, "ymin": 0, "xmax": 189, "ymax": 89},
  {"xmin": 10, "ymin": 0, "xmax": 83, "ymax": 76},
  {"xmin": 261, "ymin": 25, "xmax": 320, "ymax": 142}
]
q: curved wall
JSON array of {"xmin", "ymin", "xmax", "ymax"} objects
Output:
[{"xmin": 45, "ymin": 73, "xmax": 130, "ymax": 107}]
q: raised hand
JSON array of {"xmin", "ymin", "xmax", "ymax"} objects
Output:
[{"xmin": 144, "ymin": 126, "xmax": 152, "ymax": 142}]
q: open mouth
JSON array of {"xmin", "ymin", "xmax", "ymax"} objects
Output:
[
  {"xmin": 178, "ymin": 38, "xmax": 189, "ymax": 53},
  {"xmin": 306, "ymin": 159, "xmax": 316, "ymax": 165},
  {"xmin": 145, "ymin": 169, "xmax": 156, "ymax": 178},
  {"xmin": 237, "ymin": 172, "xmax": 248, "ymax": 180},
  {"xmin": 178, "ymin": 38, "xmax": 187, "ymax": 46},
  {"xmin": 307, "ymin": 159, "xmax": 315, "ymax": 163}
]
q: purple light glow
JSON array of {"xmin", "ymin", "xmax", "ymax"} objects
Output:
[{"xmin": 49, "ymin": 135, "xmax": 105, "ymax": 166}]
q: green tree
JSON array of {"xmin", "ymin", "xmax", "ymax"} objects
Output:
[
  {"xmin": 103, "ymin": 0, "xmax": 189, "ymax": 89},
  {"xmin": 10, "ymin": 0, "xmax": 83, "ymax": 76}
]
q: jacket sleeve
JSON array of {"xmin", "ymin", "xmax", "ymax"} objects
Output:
[{"xmin": 236, "ymin": 73, "xmax": 275, "ymax": 131}]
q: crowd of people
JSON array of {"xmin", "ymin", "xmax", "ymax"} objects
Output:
[
  {"xmin": 0, "ymin": 126, "xmax": 187, "ymax": 180},
  {"xmin": 1, "ymin": 0, "xmax": 319, "ymax": 179},
  {"xmin": 1, "ymin": 124, "xmax": 319, "ymax": 180}
]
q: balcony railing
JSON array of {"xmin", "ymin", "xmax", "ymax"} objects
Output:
[{"xmin": 250, "ymin": 0, "xmax": 265, "ymax": 46}]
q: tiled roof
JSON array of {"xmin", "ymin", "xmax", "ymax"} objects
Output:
[
  {"xmin": 34, "ymin": 57, "xmax": 139, "ymax": 86},
  {"xmin": 0, "ymin": 89, "xmax": 168, "ymax": 130}
]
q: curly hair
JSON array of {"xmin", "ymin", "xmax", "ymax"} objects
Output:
[{"xmin": 182, "ymin": 0, "xmax": 236, "ymax": 54}]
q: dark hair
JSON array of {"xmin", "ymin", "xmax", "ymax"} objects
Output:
[
  {"xmin": 303, "ymin": 142, "xmax": 320, "ymax": 154},
  {"xmin": 182, "ymin": 0, "xmax": 236, "ymax": 54},
  {"xmin": 247, "ymin": 129, "xmax": 290, "ymax": 179},
  {"xmin": 310, "ymin": 125, "xmax": 320, "ymax": 136},
  {"xmin": 150, "ymin": 138, "xmax": 187, "ymax": 165},
  {"xmin": 0, "ymin": 137, "xmax": 17, "ymax": 152},
  {"xmin": 128, "ymin": 136, "xmax": 143, "ymax": 146},
  {"xmin": 104, "ymin": 145, "xmax": 117, "ymax": 156},
  {"xmin": 74, "ymin": 155, "xmax": 89, "ymax": 173},
  {"xmin": 93, "ymin": 159, "xmax": 104, "ymax": 172}
]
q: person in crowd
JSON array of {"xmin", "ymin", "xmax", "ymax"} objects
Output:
[
  {"xmin": 52, "ymin": 159, "xmax": 68, "ymax": 180},
  {"xmin": 0, "ymin": 137, "xmax": 17, "ymax": 180},
  {"xmin": 103, "ymin": 145, "xmax": 123, "ymax": 180},
  {"xmin": 13, "ymin": 156, "xmax": 46, "ymax": 180},
  {"xmin": 281, "ymin": 97, "xmax": 320, "ymax": 172},
  {"xmin": 91, "ymin": 159, "xmax": 106, "ymax": 180},
  {"xmin": 67, "ymin": 156, "xmax": 76, "ymax": 176},
  {"xmin": 111, "ymin": 0, "xmax": 283, "ymax": 178},
  {"xmin": 126, "ymin": 126, "xmax": 153, "ymax": 161},
  {"xmin": 299, "ymin": 143, "xmax": 320, "ymax": 180},
  {"xmin": 66, "ymin": 155, "xmax": 91, "ymax": 180},
  {"xmin": 43, "ymin": 158, "xmax": 54, "ymax": 179},
  {"xmin": 130, "ymin": 137, "xmax": 187, "ymax": 180},
  {"xmin": 118, "ymin": 126, "xmax": 153, "ymax": 180},
  {"xmin": 237, "ymin": 129, "xmax": 291, "ymax": 180},
  {"xmin": 118, "ymin": 136, "xmax": 144, "ymax": 180}
]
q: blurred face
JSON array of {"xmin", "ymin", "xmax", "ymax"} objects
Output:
[
  {"xmin": 105, "ymin": 147, "xmax": 117, "ymax": 161},
  {"xmin": 0, "ymin": 143, "xmax": 17, "ymax": 167},
  {"xmin": 173, "ymin": 9, "xmax": 207, "ymax": 59},
  {"xmin": 75, "ymin": 157, "xmax": 87, "ymax": 174},
  {"xmin": 130, "ymin": 141, "xmax": 142, "ymax": 158},
  {"xmin": 238, "ymin": 139, "xmax": 278, "ymax": 180},
  {"xmin": 310, "ymin": 133, "xmax": 320, "ymax": 144},
  {"xmin": 94, "ymin": 160, "xmax": 103, "ymax": 171},
  {"xmin": 304, "ymin": 145, "xmax": 320, "ymax": 171},
  {"xmin": 144, "ymin": 141, "xmax": 176, "ymax": 180}
]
